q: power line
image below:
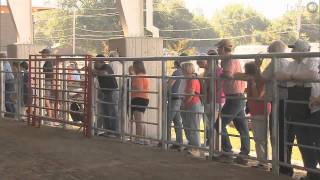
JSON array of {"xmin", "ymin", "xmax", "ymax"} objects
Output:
[
  {"xmin": 76, "ymin": 27, "xmax": 123, "ymax": 33},
  {"xmin": 163, "ymin": 30, "xmax": 295, "ymax": 41},
  {"xmin": 159, "ymin": 15, "xmax": 260, "ymax": 32}
]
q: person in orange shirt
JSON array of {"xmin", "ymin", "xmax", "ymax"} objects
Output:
[
  {"xmin": 131, "ymin": 61, "xmax": 150, "ymax": 145},
  {"xmin": 181, "ymin": 62, "xmax": 202, "ymax": 157}
]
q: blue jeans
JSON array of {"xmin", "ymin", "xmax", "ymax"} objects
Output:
[
  {"xmin": 5, "ymin": 80, "xmax": 16, "ymax": 114},
  {"xmin": 98, "ymin": 91, "xmax": 119, "ymax": 132},
  {"xmin": 217, "ymin": 95, "xmax": 250, "ymax": 155},
  {"xmin": 168, "ymin": 99, "xmax": 183, "ymax": 143},
  {"xmin": 181, "ymin": 103, "xmax": 202, "ymax": 147}
]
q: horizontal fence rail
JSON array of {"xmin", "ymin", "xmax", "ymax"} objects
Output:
[{"xmin": 1, "ymin": 52, "xmax": 320, "ymax": 178}]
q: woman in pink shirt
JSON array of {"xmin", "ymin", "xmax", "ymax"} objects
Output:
[{"xmin": 245, "ymin": 62, "xmax": 271, "ymax": 168}]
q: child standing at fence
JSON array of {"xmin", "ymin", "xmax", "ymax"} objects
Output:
[
  {"xmin": 131, "ymin": 61, "xmax": 150, "ymax": 145},
  {"xmin": 245, "ymin": 62, "xmax": 271, "ymax": 169},
  {"xmin": 181, "ymin": 62, "xmax": 202, "ymax": 157}
]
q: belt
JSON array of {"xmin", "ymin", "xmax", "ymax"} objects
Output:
[
  {"xmin": 226, "ymin": 93, "xmax": 243, "ymax": 96},
  {"xmin": 171, "ymin": 97, "xmax": 182, "ymax": 100},
  {"xmin": 278, "ymin": 85, "xmax": 288, "ymax": 89}
]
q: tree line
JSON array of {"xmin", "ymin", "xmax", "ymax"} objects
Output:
[{"xmin": 34, "ymin": 0, "xmax": 320, "ymax": 54}]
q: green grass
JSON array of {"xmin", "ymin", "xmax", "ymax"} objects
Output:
[{"xmin": 170, "ymin": 121, "xmax": 302, "ymax": 161}]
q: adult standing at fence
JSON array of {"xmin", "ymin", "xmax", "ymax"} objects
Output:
[
  {"xmin": 1, "ymin": 53, "xmax": 16, "ymax": 118},
  {"xmin": 276, "ymin": 39, "xmax": 320, "ymax": 178},
  {"xmin": 261, "ymin": 40, "xmax": 291, "ymax": 175},
  {"xmin": 167, "ymin": 59, "xmax": 184, "ymax": 150},
  {"xmin": 131, "ymin": 61, "xmax": 150, "ymax": 145},
  {"xmin": 305, "ymin": 77, "xmax": 320, "ymax": 180},
  {"xmin": 41, "ymin": 48, "xmax": 54, "ymax": 121},
  {"xmin": 94, "ymin": 55, "xmax": 119, "ymax": 136},
  {"xmin": 214, "ymin": 39, "xmax": 249, "ymax": 164},
  {"xmin": 197, "ymin": 49, "xmax": 225, "ymax": 147},
  {"xmin": 20, "ymin": 61, "xmax": 32, "ymax": 117}
]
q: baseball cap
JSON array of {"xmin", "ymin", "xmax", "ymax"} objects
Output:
[
  {"xmin": 207, "ymin": 49, "xmax": 218, "ymax": 55},
  {"xmin": 39, "ymin": 48, "xmax": 51, "ymax": 54},
  {"xmin": 215, "ymin": 39, "xmax": 234, "ymax": 49},
  {"xmin": 179, "ymin": 52, "xmax": 189, "ymax": 56},
  {"xmin": 288, "ymin": 39, "xmax": 311, "ymax": 52}
]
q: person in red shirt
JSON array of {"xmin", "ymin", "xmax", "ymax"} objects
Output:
[
  {"xmin": 245, "ymin": 62, "xmax": 271, "ymax": 168},
  {"xmin": 181, "ymin": 62, "xmax": 202, "ymax": 157}
]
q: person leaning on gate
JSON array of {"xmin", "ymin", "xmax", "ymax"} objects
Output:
[
  {"xmin": 180, "ymin": 62, "xmax": 202, "ymax": 157},
  {"xmin": 94, "ymin": 55, "xmax": 119, "ymax": 136},
  {"xmin": 41, "ymin": 48, "xmax": 54, "ymax": 121},
  {"xmin": 275, "ymin": 39, "xmax": 320, "ymax": 179},
  {"xmin": 1, "ymin": 53, "xmax": 16, "ymax": 118},
  {"xmin": 197, "ymin": 50, "xmax": 225, "ymax": 147},
  {"xmin": 213, "ymin": 39, "xmax": 250, "ymax": 165},
  {"xmin": 167, "ymin": 58, "xmax": 184, "ymax": 150},
  {"xmin": 260, "ymin": 40, "xmax": 291, "ymax": 175}
]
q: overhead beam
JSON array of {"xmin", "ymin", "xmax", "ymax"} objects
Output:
[
  {"xmin": 116, "ymin": 0, "xmax": 144, "ymax": 37},
  {"xmin": 7, "ymin": 0, "xmax": 33, "ymax": 44}
]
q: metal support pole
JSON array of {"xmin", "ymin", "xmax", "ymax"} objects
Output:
[
  {"xmin": 209, "ymin": 57, "xmax": 217, "ymax": 156},
  {"xmin": 17, "ymin": 62, "xmax": 22, "ymax": 122},
  {"xmin": 72, "ymin": 9, "xmax": 76, "ymax": 55},
  {"xmin": 161, "ymin": 60, "xmax": 168, "ymax": 150},
  {"xmin": 121, "ymin": 62, "xmax": 127, "ymax": 142},
  {"xmin": 271, "ymin": 57, "xmax": 280, "ymax": 175}
]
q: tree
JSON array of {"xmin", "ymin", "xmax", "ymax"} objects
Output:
[
  {"xmin": 34, "ymin": 0, "xmax": 122, "ymax": 54},
  {"xmin": 211, "ymin": 4, "xmax": 270, "ymax": 45}
]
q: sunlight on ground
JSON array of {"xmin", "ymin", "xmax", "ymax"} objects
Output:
[{"xmin": 170, "ymin": 121, "xmax": 302, "ymax": 162}]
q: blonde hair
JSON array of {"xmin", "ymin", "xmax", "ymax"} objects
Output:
[
  {"xmin": 268, "ymin": 40, "xmax": 286, "ymax": 53},
  {"xmin": 181, "ymin": 62, "xmax": 195, "ymax": 74}
]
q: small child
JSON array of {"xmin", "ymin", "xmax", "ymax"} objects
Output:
[
  {"xmin": 245, "ymin": 62, "xmax": 271, "ymax": 168},
  {"xmin": 181, "ymin": 62, "xmax": 202, "ymax": 157}
]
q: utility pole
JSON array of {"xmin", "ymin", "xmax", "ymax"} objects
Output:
[
  {"xmin": 72, "ymin": 8, "xmax": 76, "ymax": 55},
  {"xmin": 296, "ymin": 0, "xmax": 303, "ymax": 39}
]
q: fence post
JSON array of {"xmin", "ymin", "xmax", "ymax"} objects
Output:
[
  {"xmin": 17, "ymin": 61, "xmax": 22, "ymax": 122},
  {"xmin": 121, "ymin": 62, "xmax": 127, "ymax": 142},
  {"xmin": 161, "ymin": 59, "xmax": 168, "ymax": 149},
  {"xmin": 209, "ymin": 56, "xmax": 217, "ymax": 157},
  {"xmin": 271, "ymin": 57, "xmax": 280, "ymax": 175}
]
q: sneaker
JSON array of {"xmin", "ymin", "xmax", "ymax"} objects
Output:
[
  {"xmin": 252, "ymin": 163, "xmax": 269, "ymax": 171},
  {"xmin": 134, "ymin": 139, "xmax": 145, "ymax": 145},
  {"xmin": 188, "ymin": 149, "xmax": 201, "ymax": 157},
  {"xmin": 95, "ymin": 130, "xmax": 105, "ymax": 136},
  {"xmin": 212, "ymin": 154, "xmax": 234, "ymax": 163},
  {"xmin": 143, "ymin": 139, "xmax": 150, "ymax": 145},
  {"xmin": 234, "ymin": 156, "xmax": 248, "ymax": 165},
  {"xmin": 170, "ymin": 144, "xmax": 181, "ymax": 150}
]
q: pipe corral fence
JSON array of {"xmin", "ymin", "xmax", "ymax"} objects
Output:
[{"xmin": 0, "ymin": 52, "xmax": 320, "ymax": 178}]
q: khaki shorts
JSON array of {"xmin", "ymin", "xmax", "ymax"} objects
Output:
[{"xmin": 44, "ymin": 81, "xmax": 62, "ymax": 100}]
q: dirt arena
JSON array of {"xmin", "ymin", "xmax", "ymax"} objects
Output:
[{"xmin": 0, "ymin": 120, "xmax": 292, "ymax": 180}]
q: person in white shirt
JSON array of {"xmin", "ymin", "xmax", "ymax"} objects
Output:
[
  {"xmin": 300, "ymin": 75, "xmax": 320, "ymax": 180},
  {"xmin": 261, "ymin": 40, "xmax": 292, "ymax": 174},
  {"xmin": 276, "ymin": 39, "xmax": 320, "ymax": 178}
]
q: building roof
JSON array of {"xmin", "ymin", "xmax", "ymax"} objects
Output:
[{"xmin": 0, "ymin": 5, "xmax": 54, "ymax": 14}]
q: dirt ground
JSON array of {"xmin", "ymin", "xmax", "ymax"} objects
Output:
[{"xmin": 0, "ymin": 120, "xmax": 292, "ymax": 180}]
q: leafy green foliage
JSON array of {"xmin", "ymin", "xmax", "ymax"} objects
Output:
[{"xmin": 34, "ymin": 0, "xmax": 319, "ymax": 55}]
